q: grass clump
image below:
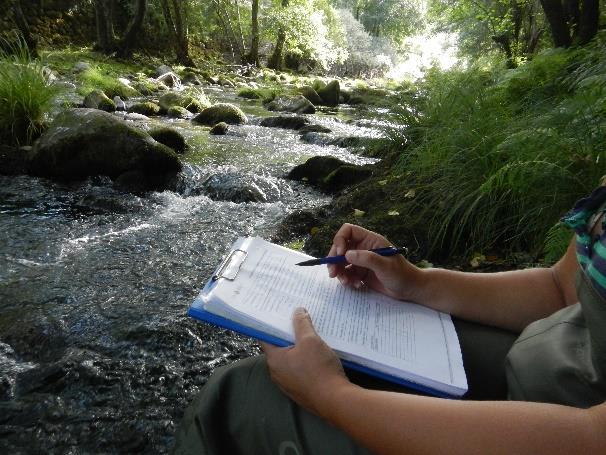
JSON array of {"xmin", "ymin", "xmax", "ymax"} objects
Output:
[
  {"xmin": 387, "ymin": 38, "xmax": 606, "ymax": 262},
  {"xmin": 0, "ymin": 34, "xmax": 63, "ymax": 145}
]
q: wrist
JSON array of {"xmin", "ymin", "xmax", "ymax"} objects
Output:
[{"xmin": 313, "ymin": 375, "xmax": 358, "ymax": 420}]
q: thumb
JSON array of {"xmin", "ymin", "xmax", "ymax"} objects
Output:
[
  {"xmin": 345, "ymin": 249, "xmax": 391, "ymax": 273},
  {"xmin": 292, "ymin": 307, "xmax": 317, "ymax": 341}
]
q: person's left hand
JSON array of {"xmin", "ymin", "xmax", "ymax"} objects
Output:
[{"xmin": 261, "ymin": 308, "xmax": 351, "ymax": 416}]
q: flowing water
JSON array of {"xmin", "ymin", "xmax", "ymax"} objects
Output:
[{"xmin": 0, "ymin": 85, "xmax": 388, "ymax": 453}]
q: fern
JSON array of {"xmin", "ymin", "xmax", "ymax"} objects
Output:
[{"xmin": 543, "ymin": 223, "xmax": 573, "ymax": 264}]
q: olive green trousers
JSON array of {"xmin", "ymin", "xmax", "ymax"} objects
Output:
[{"xmin": 173, "ymin": 319, "xmax": 517, "ymax": 455}]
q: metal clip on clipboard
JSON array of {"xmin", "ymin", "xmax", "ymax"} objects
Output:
[{"xmin": 212, "ymin": 248, "xmax": 248, "ymax": 281}]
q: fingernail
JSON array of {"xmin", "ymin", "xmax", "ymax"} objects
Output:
[
  {"xmin": 295, "ymin": 307, "xmax": 308, "ymax": 315},
  {"xmin": 345, "ymin": 250, "xmax": 357, "ymax": 261}
]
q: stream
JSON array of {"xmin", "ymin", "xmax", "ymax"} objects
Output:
[{"xmin": 0, "ymin": 84, "xmax": 388, "ymax": 453}]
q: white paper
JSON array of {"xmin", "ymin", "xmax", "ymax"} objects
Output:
[{"xmin": 200, "ymin": 237, "xmax": 467, "ymax": 395}]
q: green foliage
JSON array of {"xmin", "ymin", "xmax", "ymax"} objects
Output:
[
  {"xmin": 388, "ymin": 42, "xmax": 606, "ymax": 260},
  {"xmin": 0, "ymin": 34, "xmax": 63, "ymax": 145},
  {"xmin": 543, "ymin": 222, "xmax": 573, "ymax": 264},
  {"xmin": 237, "ymin": 87, "xmax": 263, "ymax": 99}
]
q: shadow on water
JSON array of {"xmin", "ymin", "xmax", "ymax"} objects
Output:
[{"xmin": 0, "ymin": 85, "xmax": 389, "ymax": 453}]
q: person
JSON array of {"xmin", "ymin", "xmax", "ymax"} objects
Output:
[{"xmin": 173, "ymin": 185, "xmax": 606, "ymax": 455}]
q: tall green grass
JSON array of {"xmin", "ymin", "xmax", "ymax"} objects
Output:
[
  {"xmin": 389, "ymin": 36, "xmax": 606, "ymax": 262},
  {"xmin": 0, "ymin": 34, "xmax": 63, "ymax": 145}
]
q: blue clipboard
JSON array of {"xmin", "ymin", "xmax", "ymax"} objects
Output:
[{"xmin": 188, "ymin": 240, "xmax": 455, "ymax": 399}]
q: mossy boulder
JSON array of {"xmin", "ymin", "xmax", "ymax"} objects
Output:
[
  {"xmin": 317, "ymin": 80, "xmax": 340, "ymax": 107},
  {"xmin": 265, "ymin": 95, "xmax": 315, "ymax": 114},
  {"xmin": 192, "ymin": 103, "xmax": 248, "ymax": 125},
  {"xmin": 260, "ymin": 116, "xmax": 310, "ymax": 130},
  {"xmin": 28, "ymin": 109, "xmax": 181, "ymax": 188},
  {"xmin": 182, "ymin": 72, "xmax": 202, "ymax": 85},
  {"xmin": 149, "ymin": 127, "xmax": 187, "ymax": 153},
  {"xmin": 209, "ymin": 122, "xmax": 229, "ymax": 135},
  {"xmin": 299, "ymin": 86, "xmax": 323, "ymax": 106},
  {"xmin": 159, "ymin": 91, "xmax": 210, "ymax": 114},
  {"xmin": 83, "ymin": 89, "xmax": 116, "ymax": 112},
  {"xmin": 129, "ymin": 102, "xmax": 161, "ymax": 116},
  {"xmin": 156, "ymin": 71, "xmax": 181, "ymax": 88},
  {"xmin": 167, "ymin": 106, "xmax": 192, "ymax": 119}
]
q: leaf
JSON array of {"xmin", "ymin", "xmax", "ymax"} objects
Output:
[
  {"xmin": 470, "ymin": 253, "xmax": 485, "ymax": 268},
  {"xmin": 353, "ymin": 209, "xmax": 365, "ymax": 217},
  {"xmin": 417, "ymin": 259, "xmax": 433, "ymax": 268},
  {"xmin": 310, "ymin": 227, "xmax": 319, "ymax": 235},
  {"xmin": 404, "ymin": 189, "xmax": 416, "ymax": 198},
  {"xmin": 388, "ymin": 210, "xmax": 400, "ymax": 216},
  {"xmin": 378, "ymin": 179, "xmax": 388, "ymax": 186}
]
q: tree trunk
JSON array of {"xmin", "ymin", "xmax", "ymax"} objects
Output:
[
  {"xmin": 539, "ymin": 0, "xmax": 572, "ymax": 47},
  {"xmin": 11, "ymin": 0, "xmax": 38, "ymax": 57},
  {"xmin": 245, "ymin": 0, "xmax": 260, "ymax": 66},
  {"xmin": 268, "ymin": 0, "xmax": 289, "ymax": 70},
  {"xmin": 94, "ymin": 0, "xmax": 116, "ymax": 53},
  {"xmin": 161, "ymin": 0, "xmax": 194, "ymax": 65},
  {"xmin": 577, "ymin": 0, "xmax": 599, "ymax": 44},
  {"xmin": 116, "ymin": 0, "xmax": 147, "ymax": 58}
]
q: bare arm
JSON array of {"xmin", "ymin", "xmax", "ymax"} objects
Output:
[
  {"xmin": 330, "ymin": 224, "xmax": 579, "ymax": 332},
  {"xmin": 263, "ymin": 309, "xmax": 606, "ymax": 455}
]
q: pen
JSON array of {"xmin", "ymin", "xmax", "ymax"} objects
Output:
[{"xmin": 295, "ymin": 246, "xmax": 408, "ymax": 266}]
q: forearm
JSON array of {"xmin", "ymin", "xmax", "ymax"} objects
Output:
[
  {"xmin": 412, "ymin": 267, "xmax": 568, "ymax": 331},
  {"xmin": 321, "ymin": 382, "xmax": 600, "ymax": 455}
]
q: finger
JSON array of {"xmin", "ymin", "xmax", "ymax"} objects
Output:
[
  {"xmin": 345, "ymin": 249, "xmax": 392, "ymax": 275},
  {"xmin": 292, "ymin": 307, "xmax": 317, "ymax": 341},
  {"xmin": 327, "ymin": 243, "xmax": 340, "ymax": 278}
]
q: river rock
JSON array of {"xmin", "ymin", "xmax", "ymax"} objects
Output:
[
  {"xmin": 155, "ymin": 64, "xmax": 173, "ymax": 77},
  {"xmin": 299, "ymin": 86, "xmax": 323, "ymax": 106},
  {"xmin": 192, "ymin": 103, "xmax": 248, "ymax": 126},
  {"xmin": 113, "ymin": 96, "xmax": 126, "ymax": 111},
  {"xmin": 167, "ymin": 106, "xmax": 192, "ymax": 119},
  {"xmin": 202, "ymin": 172, "xmax": 281, "ymax": 203},
  {"xmin": 323, "ymin": 164, "xmax": 372, "ymax": 192},
  {"xmin": 83, "ymin": 89, "xmax": 116, "ymax": 112},
  {"xmin": 260, "ymin": 116, "xmax": 309, "ymax": 130},
  {"xmin": 149, "ymin": 127, "xmax": 186, "ymax": 153},
  {"xmin": 317, "ymin": 80, "xmax": 340, "ymax": 106},
  {"xmin": 156, "ymin": 71, "xmax": 181, "ymax": 88},
  {"xmin": 298, "ymin": 124, "xmax": 332, "ymax": 134},
  {"xmin": 73, "ymin": 61, "xmax": 90, "ymax": 73},
  {"xmin": 182, "ymin": 72, "xmax": 202, "ymax": 85},
  {"xmin": 209, "ymin": 122, "xmax": 229, "ymax": 135},
  {"xmin": 129, "ymin": 101, "xmax": 160, "ymax": 116},
  {"xmin": 299, "ymin": 132, "xmax": 330, "ymax": 146},
  {"xmin": 159, "ymin": 91, "xmax": 210, "ymax": 114},
  {"xmin": 0, "ymin": 145, "xmax": 28, "ymax": 176},
  {"xmin": 28, "ymin": 109, "xmax": 181, "ymax": 188},
  {"xmin": 287, "ymin": 156, "xmax": 346, "ymax": 185},
  {"xmin": 265, "ymin": 95, "xmax": 315, "ymax": 114}
]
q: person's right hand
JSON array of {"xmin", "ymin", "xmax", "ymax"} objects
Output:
[{"xmin": 327, "ymin": 223, "xmax": 423, "ymax": 302}]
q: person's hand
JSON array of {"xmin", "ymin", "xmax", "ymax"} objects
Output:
[
  {"xmin": 261, "ymin": 308, "xmax": 351, "ymax": 416},
  {"xmin": 327, "ymin": 223, "xmax": 422, "ymax": 301}
]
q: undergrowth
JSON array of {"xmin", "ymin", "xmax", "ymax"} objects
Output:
[
  {"xmin": 0, "ymin": 34, "xmax": 63, "ymax": 146},
  {"xmin": 388, "ymin": 35, "xmax": 606, "ymax": 262}
]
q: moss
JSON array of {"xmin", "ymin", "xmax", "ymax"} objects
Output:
[
  {"xmin": 167, "ymin": 106, "xmax": 191, "ymax": 119},
  {"xmin": 129, "ymin": 102, "xmax": 160, "ymax": 116},
  {"xmin": 192, "ymin": 103, "xmax": 248, "ymax": 125},
  {"xmin": 77, "ymin": 67, "xmax": 140, "ymax": 99},
  {"xmin": 149, "ymin": 127, "xmax": 187, "ymax": 153},
  {"xmin": 237, "ymin": 88, "xmax": 262, "ymax": 99}
]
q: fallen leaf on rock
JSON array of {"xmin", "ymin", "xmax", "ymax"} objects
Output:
[{"xmin": 353, "ymin": 209, "xmax": 365, "ymax": 217}]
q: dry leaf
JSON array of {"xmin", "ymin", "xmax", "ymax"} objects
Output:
[
  {"xmin": 353, "ymin": 209, "xmax": 365, "ymax": 217},
  {"xmin": 470, "ymin": 254, "xmax": 486, "ymax": 268},
  {"xmin": 404, "ymin": 189, "xmax": 416, "ymax": 198},
  {"xmin": 378, "ymin": 179, "xmax": 388, "ymax": 186},
  {"xmin": 388, "ymin": 210, "xmax": 400, "ymax": 216}
]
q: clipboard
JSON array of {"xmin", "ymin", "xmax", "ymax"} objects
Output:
[{"xmin": 188, "ymin": 237, "xmax": 467, "ymax": 398}]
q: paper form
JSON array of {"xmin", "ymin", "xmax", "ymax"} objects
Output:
[{"xmin": 204, "ymin": 238, "xmax": 465, "ymax": 388}]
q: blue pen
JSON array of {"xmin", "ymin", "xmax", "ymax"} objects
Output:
[{"xmin": 295, "ymin": 246, "xmax": 408, "ymax": 266}]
